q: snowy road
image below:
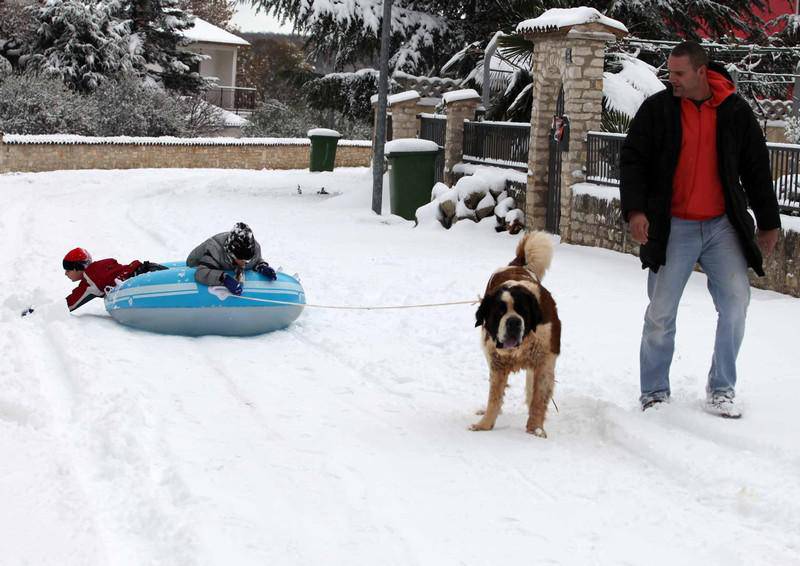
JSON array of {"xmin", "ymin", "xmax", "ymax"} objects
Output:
[{"xmin": 1, "ymin": 167, "xmax": 798, "ymax": 565}]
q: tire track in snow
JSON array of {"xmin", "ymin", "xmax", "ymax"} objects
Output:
[{"xmin": 22, "ymin": 321, "xmax": 201, "ymax": 565}]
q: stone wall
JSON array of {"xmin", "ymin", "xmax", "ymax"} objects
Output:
[
  {"xmin": 0, "ymin": 135, "xmax": 372, "ymax": 174},
  {"xmin": 567, "ymin": 186, "xmax": 800, "ymax": 298}
]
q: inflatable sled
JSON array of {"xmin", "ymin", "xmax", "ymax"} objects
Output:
[{"xmin": 104, "ymin": 262, "xmax": 305, "ymax": 336}]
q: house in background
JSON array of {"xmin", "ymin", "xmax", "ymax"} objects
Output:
[{"xmin": 182, "ymin": 17, "xmax": 256, "ymax": 115}]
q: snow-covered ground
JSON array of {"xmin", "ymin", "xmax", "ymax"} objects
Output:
[{"xmin": 1, "ymin": 167, "xmax": 798, "ymax": 566}]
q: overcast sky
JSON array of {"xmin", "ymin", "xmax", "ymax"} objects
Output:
[{"xmin": 230, "ymin": 4, "xmax": 295, "ymax": 34}]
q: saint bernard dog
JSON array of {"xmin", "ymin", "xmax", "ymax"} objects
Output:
[{"xmin": 471, "ymin": 231, "xmax": 561, "ymax": 438}]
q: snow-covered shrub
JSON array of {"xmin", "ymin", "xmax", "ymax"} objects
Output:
[
  {"xmin": 242, "ymin": 99, "xmax": 324, "ymax": 138},
  {"xmin": 784, "ymin": 116, "xmax": 800, "ymax": 144},
  {"xmin": 90, "ymin": 78, "xmax": 191, "ymax": 137},
  {"xmin": 242, "ymin": 98, "xmax": 371, "ymax": 139},
  {"xmin": 181, "ymin": 95, "xmax": 226, "ymax": 137},
  {"xmin": 0, "ymin": 73, "xmax": 96, "ymax": 134}
]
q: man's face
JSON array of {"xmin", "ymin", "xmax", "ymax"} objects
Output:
[
  {"xmin": 234, "ymin": 258, "xmax": 247, "ymax": 268},
  {"xmin": 65, "ymin": 269, "xmax": 83, "ymax": 282},
  {"xmin": 668, "ymin": 54, "xmax": 706, "ymax": 99}
]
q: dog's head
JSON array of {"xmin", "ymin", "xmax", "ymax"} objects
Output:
[{"xmin": 475, "ymin": 284, "xmax": 543, "ymax": 349}]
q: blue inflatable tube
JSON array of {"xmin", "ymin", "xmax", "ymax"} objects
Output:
[{"xmin": 104, "ymin": 262, "xmax": 305, "ymax": 336}]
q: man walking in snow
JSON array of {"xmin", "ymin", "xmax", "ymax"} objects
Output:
[{"xmin": 620, "ymin": 41, "xmax": 781, "ymax": 418}]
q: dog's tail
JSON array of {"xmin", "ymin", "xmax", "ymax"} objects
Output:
[{"xmin": 513, "ymin": 231, "xmax": 553, "ymax": 281}]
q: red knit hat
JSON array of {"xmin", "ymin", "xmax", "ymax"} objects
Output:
[{"xmin": 62, "ymin": 248, "xmax": 92, "ymax": 271}]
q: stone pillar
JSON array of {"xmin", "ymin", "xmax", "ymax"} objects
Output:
[
  {"xmin": 526, "ymin": 39, "xmax": 565, "ymax": 231},
  {"xmin": 522, "ymin": 20, "xmax": 625, "ymax": 234},
  {"xmin": 559, "ymin": 27, "xmax": 617, "ymax": 241},
  {"xmin": 443, "ymin": 90, "xmax": 480, "ymax": 185},
  {"xmin": 390, "ymin": 94, "xmax": 421, "ymax": 139}
]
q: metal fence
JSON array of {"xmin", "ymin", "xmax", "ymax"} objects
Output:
[
  {"xmin": 203, "ymin": 86, "xmax": 257, "ymax": 113},
  {"xmin": 462, "ymin": 120, "xmax": 530, "ymax": 170},
  {"xmin": 419, "ymin": 113, "xmax": 446, "ymax": 183},
  {"xmin": 586, "ymin": 131, "xmax": 800, "ymax": 214}
]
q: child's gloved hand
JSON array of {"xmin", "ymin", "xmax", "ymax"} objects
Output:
[
  {"xmin": 221, "ymin": 273, "xmax": 243, "ymax": 295},
  {"xmin": 254, "ymin": 262, "xmax": 277, "ymax": 281}
]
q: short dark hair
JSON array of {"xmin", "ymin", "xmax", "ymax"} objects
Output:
[{"xmin": 671, "ymin": 41, "xmax": 709, "ymax": 70}]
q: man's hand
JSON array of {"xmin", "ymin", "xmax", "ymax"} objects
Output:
[
  {"xmin": 757, "ymin": 228, "xmax": 779, "ymax": 257},
  {"xmin": 628, "ymin": 211, "xmax": 649, "ymax": 245},
  {"xmin": 254, "ymin": 261, "xmax": 277, "ymax": 281}
]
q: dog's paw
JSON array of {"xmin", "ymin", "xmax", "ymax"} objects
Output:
[
  {"xmin": 469, "ymin": 421, "xmax": 494, "ymax": 431},
  {"xmin": 527, "ymin": 427, "xmax": 547, "ymax": 438}
]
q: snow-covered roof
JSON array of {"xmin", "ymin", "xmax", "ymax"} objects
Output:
[
  {"xmin": 182, "ymin": 17, "xmax": 250, "ymax": 47},
  {"xmin": 517, "ymin": 7, "xmax": 628, "ymax": 35},
  {"xmin": 1, "ymin": 134, "xmax": 371, "ymax": 147},
  {"xmin": 442, "ymin": 89, "xmax": 481, "ymax": 104}
]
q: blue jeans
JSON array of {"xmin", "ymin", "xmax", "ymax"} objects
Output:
[{"xmin": 639, "ymin": 215, "xmax": 751, "ymax": 406}]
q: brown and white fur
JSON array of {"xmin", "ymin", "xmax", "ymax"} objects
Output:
[{"xmin": 471, "ymin": 231, "xmax": 561, "ymax": 438}]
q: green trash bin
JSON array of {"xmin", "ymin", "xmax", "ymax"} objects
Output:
[
  {"xmin": 308, "ymin": 128, "xmax": 341, "ymax": 172},
  {"xmin": 384, "ymin": 138, "xmax": 442, "ymax": 221}
]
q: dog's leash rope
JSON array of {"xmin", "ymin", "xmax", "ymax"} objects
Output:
[{"xmin": 231, "ymin": 294, "xmax": 481, "ymax": 310}]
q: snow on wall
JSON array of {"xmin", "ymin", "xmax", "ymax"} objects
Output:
[{"xmin": 1, "ymin": 134, "xmax": 372, "ymax": 147}]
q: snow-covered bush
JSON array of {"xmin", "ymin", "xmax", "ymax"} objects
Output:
[
  {"xmin": 0, "ymin": 73, "xmax": 96, "ymax": 135},
  {"xmin": 242, "ymin": 98, "xmax": 371, "ymax": 139},
  {"xmin": 785, "ymin": 116, "xmax": 800, "ymax": 144},
  {"xmin": 0, "ymin": 72, "xmax": 209, "ymax": 136},
  {"xmin": 90, "ymin": 78, "xmax": 192, "ymax": 137},
  {"xmin": 242, "ymin": 99, "xmax": 324, "ymax": 138}
]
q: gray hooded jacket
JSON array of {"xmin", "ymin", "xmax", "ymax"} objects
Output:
[{"xmin": 186, "ymin": 232, "xmax": 263, "ymax": 286}]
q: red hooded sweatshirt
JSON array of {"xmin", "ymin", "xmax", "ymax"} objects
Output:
[{"xmin": 671, "ymin": 70, "xmax": 737, "ymax": 220}]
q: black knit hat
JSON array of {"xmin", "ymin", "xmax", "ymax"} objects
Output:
[{"xmin": 224, "ymin": 222, "xmax": 256, "ymax": 260}]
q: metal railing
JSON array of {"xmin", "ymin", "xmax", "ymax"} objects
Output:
[
  {"xmin": 419, "ymin": 113, "xmax": 446, "ymax": 146},
  {"xmin": 419, "ymin": 113, "xmax": 446, "ymax": 183},
  {"xmin": 586, "ymin": 131, "xmax": 800, "ymax": 214},
  {"xmin": 586, "ymin": 131, "xmax": 626, "ymax": 187},
  {"xmin": 203, "ymin": 85, "xmax": 258, "ymax": 113},
  {"xmin": 462, "ymin": 120, "xmax": 530, "ymax": 170}
]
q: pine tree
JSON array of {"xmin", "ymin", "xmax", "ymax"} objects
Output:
[
  {"xmin": 129, "ymin": 0, "xmax": 206, "ymax": 92},
  {"xmin": 26, "ymin": 0, "xmax": 143, "ymax": 92},
  {"xmin": 179, "ymin": 0, "xmax": 236, "ymax": 30}
]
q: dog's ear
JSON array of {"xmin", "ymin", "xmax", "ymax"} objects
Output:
[{"xmin": 475, "ymin": 293, "xmax": 493, "ymax": 327}]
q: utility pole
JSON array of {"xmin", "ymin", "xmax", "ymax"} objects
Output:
[{"xmin": 371, "ymin": 0, "xmax": 393, "ymax": 215}]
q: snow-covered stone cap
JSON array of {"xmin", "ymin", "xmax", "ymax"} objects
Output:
[
  {"xmin": 370, "ymin": 90, "xmax": 421, "ymax": 106},
  {"xmin": 385, "ymin": 138, "xmax": 440, "ymax": 155},
  {"xmin": 442, "ymin": 89, "xmax": 481, "ymax": 104},
  {"xmin": 517, "ymin": 7, "xmax": 628, "ymax": 35},
  {"xmin": 307, "ymin": 128, "xmax": 341, "ymax": 138}
]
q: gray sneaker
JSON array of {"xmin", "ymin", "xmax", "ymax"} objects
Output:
[{"xmin": 703, "ymin": 394, "xmax": 742, "ymax": 419}]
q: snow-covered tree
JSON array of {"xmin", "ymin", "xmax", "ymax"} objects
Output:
[
  {"xmin": 303, "ymin": 69, "xmax": 399, "ymax": 121},
  {"xmin": 26, "ymin": 0, "xmax": 143, "ymax": 92},
  {"xmin": 247, "ymin": 0, "xmax": 447, "ymax": 73},
  {"xmin": 128, "ymin": 0, "xmax": 206, "ymax": 92},
  {"xmin": 179, "ymin": 0, "xmax": 236, "ymax": 30}
]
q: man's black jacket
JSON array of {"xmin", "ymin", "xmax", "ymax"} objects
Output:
[{"xmin": 619, "ymin": 63, "xmax": 781, "ymax": 276}]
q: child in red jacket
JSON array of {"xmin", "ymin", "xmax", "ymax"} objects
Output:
[{"xmin": 63, "ymin": 247, "xmax": 166, "ymax": 312}]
